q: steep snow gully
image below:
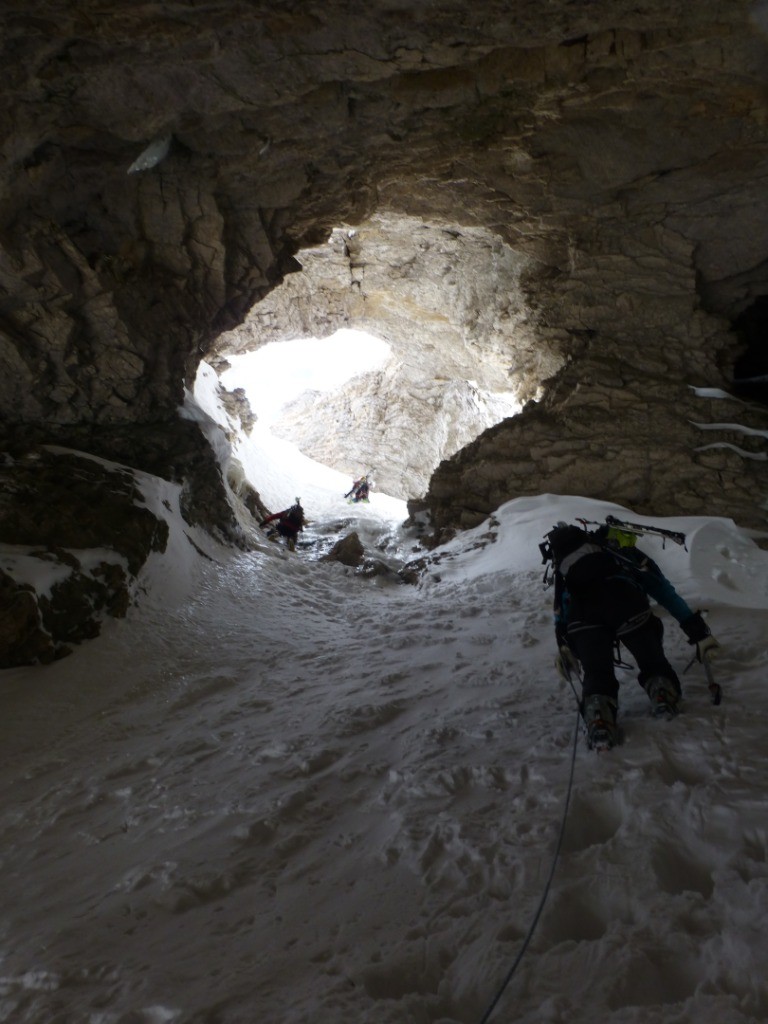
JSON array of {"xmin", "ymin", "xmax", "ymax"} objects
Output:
[{"xmin": 1, "ymin": 469, "xmax": 768, "ymax": 1024}]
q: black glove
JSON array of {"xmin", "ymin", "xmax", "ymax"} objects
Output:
[
  {"xmin": 681, "ymin": 611, "xmax": 710, "ymax": 643},
  {"xmin": 681, "ymin": 611, "xmax": 720, "ymax": 662}
]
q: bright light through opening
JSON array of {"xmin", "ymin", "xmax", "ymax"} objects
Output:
[
  {"xmin": 207, "ymin": 327, "xmax": 406, "ymax": 523},
  {"xmin": 204, "ymin": 324, "xmax": 523, "ymax": 516},
  {"xmin": 220, "ymin": 328, "xmax": 391, "ymax": 427}
]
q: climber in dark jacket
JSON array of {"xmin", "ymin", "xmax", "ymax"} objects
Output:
[
  {"xmin": 345, "ymin": 474, "xmax": 371, "ymax": 502},
  {"xmin": 545, "ymin": 522, "xmax": 719, "ymax": 748},
  {"xmin": 260, "ymin": 499, "xmax": 306, "ymax": 552}
]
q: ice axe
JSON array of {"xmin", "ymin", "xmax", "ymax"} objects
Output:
[
  {"xmin": 684, "ymin": 649, "xmax": 722, "ymax": 705},
  {"xmin": 702, "ymin": 651, "xmax": 722, "ymax": 705}
]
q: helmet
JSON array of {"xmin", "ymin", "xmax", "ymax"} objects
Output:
[
  {"xmin": 606, "ymin": 526, "xmax": 637, "ymax": 548},
  {"xmin": 287, "ymin": 503, "xmax": 304, "ymax": 523}
]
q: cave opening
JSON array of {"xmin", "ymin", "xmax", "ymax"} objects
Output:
[
  {"xmin": 732, "ymin": 297, "xmax": 768, "ymax": 406},
  {"xmin": 211, "ymin": 318, "xmax": 522, "ymax": 507},
  {"xmin": 219, "ymin": 329, "xmax": 392, "ymax": 433},
  {"xmin": 204, "ymin": 214, "xmax": 553, "ymax": 511},
  {"xmin": 215, "ymin": 327, "xmax": 399, "ymax": 511}
]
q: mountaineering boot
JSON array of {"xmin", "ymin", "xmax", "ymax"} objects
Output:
[
  {"xmin": 644, "ymin": 675, "xmax": 680, "ymax": 718},
  {"xmin": 582, "ymin": 694, "xmax": 619, "ymax": 751}
]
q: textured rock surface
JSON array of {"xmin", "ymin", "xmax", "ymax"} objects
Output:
[
  {"xmin": 2, "ymin": 0, "xmax": 768, "ymax": 572},
  {"xmin": 322, "ymin": 531, "xmax": 365, "ymax": 567},
  {"xmin": 271, "ymin": 369, "xmax": 521, "ymax": 499},
  {"xmin": 0, "ymin": 448, "xmax": 169, "ymax": 666},
  {"xmin": 0, "ymin": 570, "xmax": 57, "ymax": 668}
]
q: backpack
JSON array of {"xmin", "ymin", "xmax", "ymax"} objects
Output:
[{"xmin": 546, "ymin": 524, "xmax": 623, "ymax": 593}]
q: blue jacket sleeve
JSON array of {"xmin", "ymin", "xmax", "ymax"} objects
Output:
[{"xmin": 628, "ymin": 550, "xmax": 694, "ymax": 624}]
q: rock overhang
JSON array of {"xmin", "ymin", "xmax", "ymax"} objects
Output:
[{"xmin": 1, "ymin": 1, "xmax": 768, "ymax": 531}]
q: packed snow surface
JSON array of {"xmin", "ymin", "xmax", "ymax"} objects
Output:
[{"xmin": 1, "ymin": 424, "xmax": 768, "ymax": 1023}]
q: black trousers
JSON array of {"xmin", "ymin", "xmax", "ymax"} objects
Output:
[
  {"xmin": 567, "ymin": 578, "xmax": 681, "ymax": 701},
  {"xmin": 276, "ymin": 522, "xmax": 299, "ymax": 540}
]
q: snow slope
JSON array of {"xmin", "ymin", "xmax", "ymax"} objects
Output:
[{"xmin": 1, "ymin": 441, "xmax": 767, "ymax": 1024}]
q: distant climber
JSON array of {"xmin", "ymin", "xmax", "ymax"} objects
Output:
[
  {"xmin": 540, "ymin": 517, "xmax": 720, "ymax": 750},
  {"xmin": 345, "ymin": 473, "xmax": 371, "ymax": 503},
  {"xmin": 260, "ymin": 498, "xmax": 307, "ymax": 552}
]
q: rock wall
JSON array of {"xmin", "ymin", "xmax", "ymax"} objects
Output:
[
  {"xmin": 421, "ymin": 217, "xmax": 768, "ymax": 538},
  {"xmin": 270, "ymin": 368, "xmax": 519, "ymax": 500}
]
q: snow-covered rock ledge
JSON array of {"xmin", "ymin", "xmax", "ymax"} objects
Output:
[{"xmin": 0, "ymin": 446, "xmax": 171, "ymax": 667}]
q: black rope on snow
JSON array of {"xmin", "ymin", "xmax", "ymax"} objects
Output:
[{"xmin": 476, "ymin": 708, "xmax": 581, "ymax": 1024}]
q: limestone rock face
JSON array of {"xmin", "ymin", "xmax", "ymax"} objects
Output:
[
  {"xmin": 271, "ymin": 368, "xmax": 520, "ymax": 500},
  {"xmin": 1, "ymin": 0, "xmax": 768, "ymax": 592},
  {"xmin": 220, "ymin": 218, "xmax": 551, "ymax": 401},
  {"xmin": 422, "ymin": 376, "xmax": 768, "ymax": 543}
]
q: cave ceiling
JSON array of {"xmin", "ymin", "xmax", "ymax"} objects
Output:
[{"xmin": 1, "ymin": 0, "xmax": 768, "ymax": 535}]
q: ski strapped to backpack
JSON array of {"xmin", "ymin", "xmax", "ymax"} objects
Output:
[
  {"xmin": 579, "ymin": 514, "xmax": 688, "ymax": 549},
  {"xmin": 539, "ymin": 515, "xmax": 687, "ymax": 589}
]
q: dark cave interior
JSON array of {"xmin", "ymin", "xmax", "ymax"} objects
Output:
[{"xmin": 732, "ymin": 297, "xmax": 768, "ymax": 406}]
